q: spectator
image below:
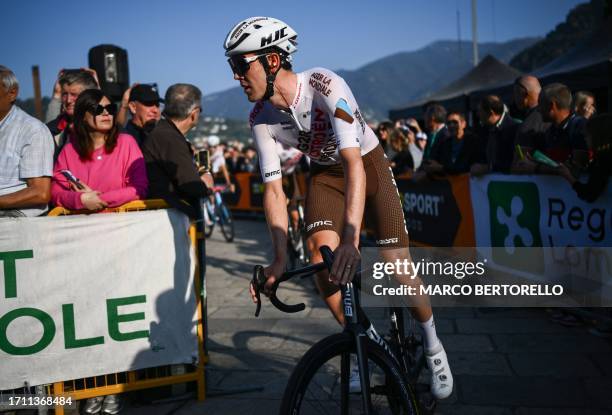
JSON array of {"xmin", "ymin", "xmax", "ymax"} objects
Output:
[
  {"xmin": 122, "ymin": 84, "xmax": 163, "ymax": 147},
  {"xmin": 422, "ymin": 104, "xmax": 449, "ymax": 162},
  {"xmin": 51, "ymin": 89, "xmax": 148, "ymax": 211},
  {"xmin": 574, "ymin": 91, "xmax": 596, "ymax": 120},
  {"xmin": 539, "ymin": 83, "xmax": 589, "ymax": 166},
  {"xmin": 406, "ymin": 118, "xmax": 427, "ymax": 153},
  {"xmin": 237, "ymin": 146, "xmax": 258, "ymax": 173},
  {"xmin": 45, "ymin": 68, "xmax": 100, "ymax": 122},
  {"xmin": 46, "ymin": 70, "xmax": 99, "ymax": 159},
  {"xmin": 388, "ymin": 128, "xmax": 414, "ymax": 176},
  {"xmin": 435, "ymin": 111, "xmax": 481, "ymax": 174},
  {"xmin": 141, "ymin": 83, "xmax": 213, "ymax": 219},
  {"xmin": 512, "ymin": 75, "xmax": 551, "ymax": 173},
  {"xmin": 558, "ymin": 113, "xmax": 611, "ymax": 202},
  {"xmin": 376, "ymin": 121, "xmax": 393, "ymax": 155},
  {"xmin": 225, "ymin": 145, "xmax": 240, "ymax": 173},
  {"xmin": 208, "ymin": 136, "xmax": 234, "ymax": 190},
  {"xmin": 472, "ymin": 95, "xmax": 518, "ymax": 175},
  {"xmin": 0, "ymin": 65, "xmax": 54, "ymax": 217}
]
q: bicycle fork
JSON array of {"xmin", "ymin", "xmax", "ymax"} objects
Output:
[{"xmin": 342, "ymin": 282, "xmax": 373, "ymax": 414}]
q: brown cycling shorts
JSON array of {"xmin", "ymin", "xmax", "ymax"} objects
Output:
[{"xmin": 304, "ymin": 144, "xmax": 409, "ymax": 249}]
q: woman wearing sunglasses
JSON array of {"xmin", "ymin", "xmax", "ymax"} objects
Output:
[{"xmin": 51, "ymin": 88, "xmax": 148, "ymax": 211}]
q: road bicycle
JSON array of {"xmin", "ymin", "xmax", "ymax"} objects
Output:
[
  {"xmin": 251, "ymin": 246, "xmax": 435, "ymax": 414},
  {"xmin": 286, "ymin": 195, "xmax": 309, "ymax": 269},
  {"xmin": 203, "ymin": 185, "xmax": 235, "ymax": 242}
]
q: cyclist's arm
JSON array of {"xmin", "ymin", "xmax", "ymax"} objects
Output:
[
  {"xmin": 253, "ymin": 121, "xmax": 287, "ymax": 266},
  {"xmin": 219, "ymin": 163, "xmax": 232, "ymax": 187},
  {"xmin": 263, "ymin": 178, "xmax": 289, "ymax": 266}
]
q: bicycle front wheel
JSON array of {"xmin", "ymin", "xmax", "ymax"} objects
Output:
[{"xmin": 280, "ymin": 332, "xmax": 419, "ymax": 415}]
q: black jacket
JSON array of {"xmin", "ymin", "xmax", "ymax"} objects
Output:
[
  {"xmin": 436, "ymin": 131, "xmax": 482, "ymax": 174},
  {"xmin": 141, "ymin": 118, "xmax": 209, "ymax": 218},
  {"xmin": 123, "ymin": 120, "xmax": 156, "ymax": 148},
  {"xmin": 477, "ymin": 114, "xmax": 519, "ymax": 173}
]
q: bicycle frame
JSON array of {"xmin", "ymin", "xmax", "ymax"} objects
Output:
[{"xmin": 253, "ymin": 246, "xmax": 426, "ymax": 414}]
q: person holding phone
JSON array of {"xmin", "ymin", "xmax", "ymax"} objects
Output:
[{"xmin": 51, "ymin": 89, "xmax": 148, "ymax": 211}]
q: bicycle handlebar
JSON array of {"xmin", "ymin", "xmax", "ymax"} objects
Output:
[{"xmin": 251, "ymin": 246, "xmax": 335, "ymax": 317}]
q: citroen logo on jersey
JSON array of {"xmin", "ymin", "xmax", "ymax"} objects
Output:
[{"xmin": 261, "ymin": 27, "xmax": 287, "ymax": 47}]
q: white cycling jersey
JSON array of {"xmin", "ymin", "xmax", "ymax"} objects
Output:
[{"xmin": 250, "ymin": 67, "xmax": 379, "ymax": 183}]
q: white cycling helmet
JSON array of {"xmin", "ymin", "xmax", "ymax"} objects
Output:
[{"xmin": 224, "ymin": 16, "xmax": 298, "ymax": 57}]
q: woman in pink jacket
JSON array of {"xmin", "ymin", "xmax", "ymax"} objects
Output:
[{"xmin": 51, "ymin": 89, "xmax": 148, "ymax": 211}]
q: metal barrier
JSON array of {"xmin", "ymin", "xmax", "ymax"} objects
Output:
[{"xmin": 40, "ymin": 199, "xmax": 207, "ymax": 414}]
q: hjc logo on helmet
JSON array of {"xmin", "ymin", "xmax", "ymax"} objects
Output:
[{"xmin": 261, "ymin": 27, "xmax": 288, "ymax": 47}]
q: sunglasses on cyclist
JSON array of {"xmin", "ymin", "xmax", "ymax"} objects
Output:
[
  {"xmin": 89, "ymin": 103, "xmax": 117, "ymax": 116},
  {"xmin": 227, "ymin": 54, "xmax": 267, "ymax": 77}
]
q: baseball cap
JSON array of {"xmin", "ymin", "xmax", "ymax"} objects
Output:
[{"xmin": 129, "ymin": 84, "xmax": 163, "ymax": 104}]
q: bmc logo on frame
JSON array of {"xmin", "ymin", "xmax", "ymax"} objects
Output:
[{"xmin": 487, "ymin": 181, "xmax": 544, "ymax": 273}]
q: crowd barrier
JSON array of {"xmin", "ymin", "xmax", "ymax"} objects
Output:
[
  {"xmin": 224, "ymin": 172, "xmax": 611, "ymax": 248},
  {"xmin": 0, "ymin": 200, "xmax": 206, "ymax": 414}
]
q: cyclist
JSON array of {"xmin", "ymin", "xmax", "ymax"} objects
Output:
[
  {"xmin": 208, "ymin": 135, "xmax": 235, "ymax": 192},
  {"xmin": 226, "ymin": 16, "xmax": 453, "ymax": 399}
]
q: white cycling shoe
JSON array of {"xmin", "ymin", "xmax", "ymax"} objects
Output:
[{"xmin": 425, "ymin": 343, "xmax": 453, "ymax": 400}]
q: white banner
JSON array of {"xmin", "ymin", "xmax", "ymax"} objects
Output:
[
  {"xmin": 0, "ymin": 210, "xmax": 199, "ymax": 390},
  {"xmin": 469, "ymin": 174, "xmax": 612, "ymax": 301},
  {"xmin": 470, "ymin": 174, "xmax": 612, "ymax": 248}
]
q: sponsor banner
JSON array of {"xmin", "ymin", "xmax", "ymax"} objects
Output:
[
  {"xmin": 396, "ymin": 175, "xmax": 474, "ymax": 246},
  {"xmin": 0, "ymin": 210, "xmax": 198, "ymax": 390},
  {"xmin": 470, "ymin": 174, "xmax": 612, "ymax": 291}
]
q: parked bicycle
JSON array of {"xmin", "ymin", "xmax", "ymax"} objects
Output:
[
  {"xmin": 203, "ymin": 185, "xmax": 235, "ymax": 242},
  {"xmin": 251, "ymin": 246, "xmax": 435, "ymax": 414}
]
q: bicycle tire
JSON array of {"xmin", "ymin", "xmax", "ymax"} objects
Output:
[
  {"xmin": 279, "ymin": 332, "xmax": 420, "ymax": 415},
  {"xmin": 219, "ymin": 202, "xmax": 235, "ymax": 242}
]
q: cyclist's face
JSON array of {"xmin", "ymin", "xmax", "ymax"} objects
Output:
[{"xmin": 232, "ymin": 53, "xmax": 267, "ymax": 102}]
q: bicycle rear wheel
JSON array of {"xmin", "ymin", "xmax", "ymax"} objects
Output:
[
  {"xmin": 280, "ymin": 332, "xmax": 419, "ymax": 415},
  {"xmin": 218, "ymin": 202, "xmax": 235, "ymax": 242}
]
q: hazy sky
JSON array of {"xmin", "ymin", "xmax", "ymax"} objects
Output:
[{"xmin": 3, "ymin": 0, "xmax": 584, "ymax": 100}]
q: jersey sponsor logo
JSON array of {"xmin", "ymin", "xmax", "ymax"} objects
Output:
[
  {"xmin": 264, "ymin": 169, "xmax": 281, "ymax": 178},
  {"xmin": 308, "ymin": 108, "xmax": 338, "ymax": 162},
  {"xmin": 354, "ymin": 108, "xmax": 366, "ymax": 134},
  {"xmin": 249, "ymin": 101, "xmax": 265, "ymax": 128},
  {"xmin": 334, "ymin": 98, "xmax": 354, "ymax": 124},
  {"xmin": 309, "ymin": 72, "xmax": 333, "ymax": 97},
  {"xmin": 260, "ymin": 26, "xmax": 288, "ymax": 47},
  {"xmin": 376, "ymin": 237, "xmax": 399, "ymax": 245},
  {"xmin": 306, "ymin": 220, "xmax": 333, "ymax": 232}
]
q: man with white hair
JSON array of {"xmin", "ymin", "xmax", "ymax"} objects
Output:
[
  {"xmin": 142, "ymin": 83, "xmax": 213, "ymax": 218},
  {"xmin": 0, "ymin": 65, "xmax": 54, "ymax": 217}
]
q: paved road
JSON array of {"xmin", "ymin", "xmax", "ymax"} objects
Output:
[{"xmin": 128, "ymin": 219, "xmax": 611, "ymax": 415}]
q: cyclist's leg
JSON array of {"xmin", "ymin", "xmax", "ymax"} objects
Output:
[
  {"xmin": 365, "ymin": 145, "xmax": 453, "ymax": 399},
  {"xmin": 363, "ymin": 145, "xmax": 433, "ymax": 321},
  {"xmin": 304, "ymin": 169, "xmax": 346, "ymax": 326}
]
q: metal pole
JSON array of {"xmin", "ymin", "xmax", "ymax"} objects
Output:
[
  {"xmin": 472, "ymin": 0, "xmax": 479, "ymax": 67},
  {"xmin": 31, "ymin": 65, "xmax": 43, "ymax": 121}
]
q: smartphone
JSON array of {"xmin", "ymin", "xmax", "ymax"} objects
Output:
[
  {"xmin": 60, "ymin": 169, "xmax": 85, "ymax": 190},
  {"xmin": 196, "ymin": 150, "xmax": 210, "ymax": 173}
]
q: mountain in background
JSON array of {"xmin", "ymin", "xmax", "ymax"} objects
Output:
[
  {"xmin": 203, "ymin": 37, "xmax": 538, "ymax": 122},
  {"xmin": 510, "ymin": 0, "xmax": 606, "ymax": 72}
]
